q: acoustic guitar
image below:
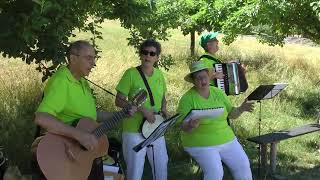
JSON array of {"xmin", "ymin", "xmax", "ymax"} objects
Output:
[{"xmin": 36, "ymin": 90, "xmax": 147, "ymax": 180}]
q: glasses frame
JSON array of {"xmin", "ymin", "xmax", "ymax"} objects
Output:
[
  {"xmin": 140, "ymin": 50, "xmax": 157, "ymax": 57},
  {"xmin": 72, "ymin": 54, "xmax": 97, "ymax": 61}
]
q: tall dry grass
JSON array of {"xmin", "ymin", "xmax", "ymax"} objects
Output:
[{"xmin": 0, "ymin": 20, "xmax": 320, "ymax": 179}]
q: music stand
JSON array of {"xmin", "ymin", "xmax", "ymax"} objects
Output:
[
  {"xmin": 133, "ymin": 114, "xmax": 181, "ymax": 152},
  {"xmin": 247, "ymin": 83, "xmax": 288, "ymax": 178},
  {"xmin": 133, "ymin": 114, "xmax": 181, "ymax": 180}
]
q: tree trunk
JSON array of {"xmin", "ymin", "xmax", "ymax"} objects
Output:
[{"xmin": 190, "ymin": 30, "xmax": 195, "ymax": 56}]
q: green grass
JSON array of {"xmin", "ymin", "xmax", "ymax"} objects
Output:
[{"xmin": 1, "ymin": 20, "xmax": 320, "ymax": 179}]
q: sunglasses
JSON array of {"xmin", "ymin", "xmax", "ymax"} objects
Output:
[{"xmin": 141, "ymin": 50, "xmax": 157, "ymax": 57}]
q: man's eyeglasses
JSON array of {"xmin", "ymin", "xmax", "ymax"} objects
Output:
[
  {"xmin": 141, "ymin": 50, "xmax": 157, "ymax": 57},
  {"xmin": 73, "ymin": 54, "xmax": 97, "ymax": 60}
]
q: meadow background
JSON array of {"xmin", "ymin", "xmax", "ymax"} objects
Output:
[{"xmin": 1, "ymin": 20, "xmax": 320, "ymax": 179}]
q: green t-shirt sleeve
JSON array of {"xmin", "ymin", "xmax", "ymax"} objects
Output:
[
  {"xmin": 116, "ymin": 69, "xmax": 131, "ymax": 96},
  {"xmin": 161, "ymin": 71, "xmax": 167, "ymax": 95},
  {"xmin": 177, "ymin": 94, "xmax": 192, "ymax": 123},
  {"xmin": 199, "ymin": 58, "xmax": 212, "ymax": 68},
  {"xmin": 218, "ymin": 90, "xmax": 233, "ymax": 113},
  {"xmin": 37, "ymin": 78, "xmax": 67, "ymax": 117}
]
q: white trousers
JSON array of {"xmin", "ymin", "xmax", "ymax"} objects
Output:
[
  {"xmin": 185, "ymin": 138, "xmax": 252, "ymax": 180},
  {"xmin": 122, "ymin": 133, "xmax": 168, "ymax": 180}
]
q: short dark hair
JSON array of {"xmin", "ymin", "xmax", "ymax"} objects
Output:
[
  {"xmin": 139, "ymin": 39, "xmax": 161, "ymax": 56},
  {"xmin": 66, "ymin": 40, "xmax": 93, "ymax": 61}
]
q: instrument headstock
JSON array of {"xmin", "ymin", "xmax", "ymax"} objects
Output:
[{"xmin": 131, "ymin": 89, "xmax": 147, "ymax": 107}]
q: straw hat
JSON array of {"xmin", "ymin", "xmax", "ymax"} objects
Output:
[{"xmin": 184, "ymin": 61, "xmax": 211, "ymax": 83}]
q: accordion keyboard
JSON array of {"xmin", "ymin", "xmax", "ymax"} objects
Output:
[{"xmin": 214, "ymin": 64, "xmax": 226, "ymax": 91}]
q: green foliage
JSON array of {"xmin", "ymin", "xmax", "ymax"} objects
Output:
[
  {"xmin": 178, "ymin": 0, "xmax": 209, "ymax": 35},
  {"xmin": 0, "ymin": 0, "xmax": 107, "ymax": 79},
  {"xmin": 125, "ymin": 0, "xmax": 183, "ymax": 47},
  {"xmin": 123, "ymin": 0, "xmax": 183, "ymax": 69},
  {"xmin": 222, "ymin": 0, "xmax": 320, "ymax": 45},
  {"xmin": 156, "ymin": 54, "xmax": 175, "ymax": 71},
  {"xmin": 0, "ymin": 0, "xmax": 177, "ymax": 74},
  {"xmin": 311, "ymin": 1, "xmax": 320, "ymax": 20},
  {"xmin": 0, "ymin": 0, "xmax": 158, "ymax": 78},
  {"xmin": 2, "ymin": 0, "xmax": 320, "ymax": 74},
  {"xmin": 178, "ymin": 0, "xmax": 247, "ymax": 35}
]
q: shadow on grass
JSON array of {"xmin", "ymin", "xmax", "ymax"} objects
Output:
[
  {"xmin": 246, "ymin": 143, "xmax": 320, "ymax": 180},
  {"xmin": 281, "ymin": 90, "xmax": 320, "ymax": 119},
  {"xmin": 146, "ymin": 139, "xmax": 320, "ymax": 180}
]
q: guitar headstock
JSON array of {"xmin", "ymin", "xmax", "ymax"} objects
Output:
[{"xmin": 131, "ymin": 89, "xmax": 147, "ymax": 107}]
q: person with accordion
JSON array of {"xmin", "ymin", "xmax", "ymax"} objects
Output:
[
  {"xmin": 198, "ymin": 32, "xmax": 248, "ymax": 96},
  {"xmin": 178, "ymin": 61, "xmax": 254, "ymax": 180}
]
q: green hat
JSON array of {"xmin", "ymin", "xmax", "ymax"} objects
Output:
[
  {"xmin": 184, "ymin": 61, "xmax": 211, "ymax": 83},
  {"xmin": 199, "ymin": 32, "xmax": 219, "ymax": 49}
]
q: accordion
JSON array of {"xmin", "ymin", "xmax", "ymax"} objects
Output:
[{"xmin": 214, "ymin": 62, "xmax": 248, "ymax": 95}]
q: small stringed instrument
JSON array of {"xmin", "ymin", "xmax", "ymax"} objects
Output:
[
  {"xmin": 36, "ymin": 90, "xmax": 147, "ymax": 180},
  {"xmin": 141, "ymin": 113, "xmax": 165, "ymax": 139}
]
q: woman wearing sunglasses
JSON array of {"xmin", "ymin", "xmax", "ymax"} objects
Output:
[{"xmin": 115, "ymin": 39, "xmax": 168, "ymax": 180}]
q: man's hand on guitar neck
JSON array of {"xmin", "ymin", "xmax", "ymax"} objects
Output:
[
  {"xmin": 115, "ymin": 92, "xmax": 139, "ymax": 117},
  {"xmin": 128, "ymin": 106, "xmax": 138, "ymax": 116},
  {"xmin": 97, "ymin": 107, "xmax": 137, "ymax": 123}
]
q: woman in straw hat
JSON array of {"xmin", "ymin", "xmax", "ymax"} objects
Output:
[{"xmin": 178, "ymin": 61, "xmax": 254, "ymax": 180}]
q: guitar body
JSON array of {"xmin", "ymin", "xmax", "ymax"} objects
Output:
[{"xmin": 37, "ymin": 119, "xmax": 109, "ymax": 180}]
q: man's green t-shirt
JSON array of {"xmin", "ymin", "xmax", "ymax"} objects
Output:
[
  {"xmin": 116, "ymin": 67, "xmax": 167, "ymax": 133},
  {"xmin": 37, "ymin": 65, "xmax": 97, "ymax": 125},
  {"xmin": 178, "ymin": 86, "xmax": 235, "ymax": 147},
  {"xmin": 199, "ymin": 53, "xmax": 220, "ymax": 67}
]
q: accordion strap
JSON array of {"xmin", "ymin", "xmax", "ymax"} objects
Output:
[
  {"xmin": 136, "ymin": 66, "xmax": 155, "ymax": 106},
  {"xmin": 199, "ymin": 55, "xmax": 222, "ymax": 63}
]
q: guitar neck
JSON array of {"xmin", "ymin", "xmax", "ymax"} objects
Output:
[{"xmin": 92, "ymin": 109, "xmax": 127, "ymax": 138}]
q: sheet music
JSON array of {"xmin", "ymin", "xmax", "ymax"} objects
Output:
[
  {"xmin": 133, "ymin": 114, "xmax": 181, "ymax": 152},
  {"xmin": 103, "ymin": 165, "xmax": 119, "ymax": 173},
  {"xmin": 183, "ymin": 108, "xmax": 224, "ymax": 124},
  {"xmin": 263, "ymin": 83, "xmax": 288, "ymax": 99}
]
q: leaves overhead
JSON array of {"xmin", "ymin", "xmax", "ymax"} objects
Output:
[
  {"xmin": 222, "ymin": 0, "xmax": 320, "ymax": 45},
  {"xmin": 1, "ymin": 0, "xmax": 320, "ymax": 77},
  {"xmin": 0, "ymin": 0, "xmax": 152, "ymax": 79}
]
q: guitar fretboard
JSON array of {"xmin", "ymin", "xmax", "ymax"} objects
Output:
[{"xmin": 92, "ymin": 108, "xmax": 128, "ymax": 138}]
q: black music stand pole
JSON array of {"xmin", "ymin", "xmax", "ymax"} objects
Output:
[
  {"xmin": 133, "ymin": 114, "xmax": 181, "ymax": 180},
  {"xmin": 247, "ymin": 83, "xmax": 288, "ymax": 179},
  {"xmin": 257, "ymin": 100, "xmax": 262, "ymax": 178}
]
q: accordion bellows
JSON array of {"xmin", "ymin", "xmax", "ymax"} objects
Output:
[{"xmin": 214, "ymin": 62, "xmax": 248, "ymax": 95}]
